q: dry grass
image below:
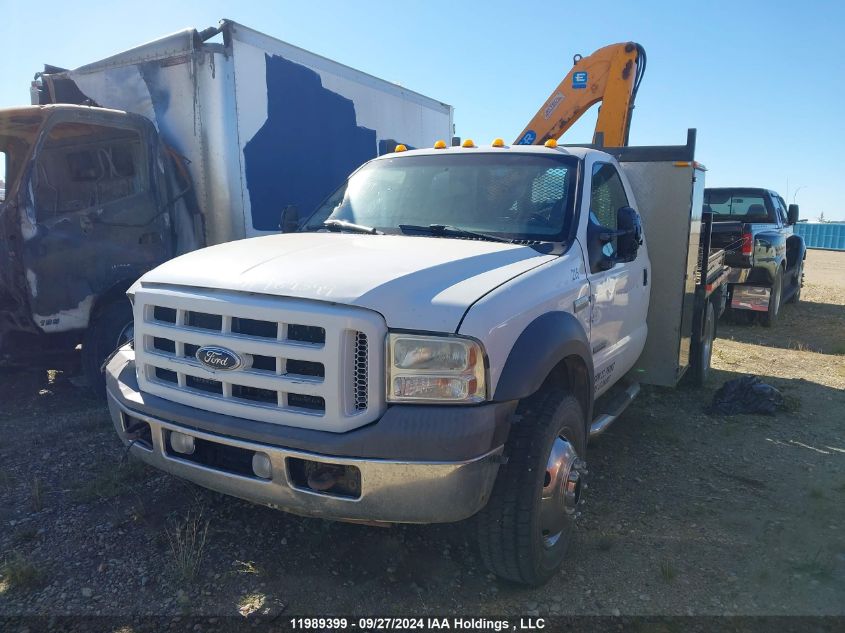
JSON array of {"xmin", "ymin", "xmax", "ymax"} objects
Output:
[
  {"xmin": 73, "ymin": 458, "xmax": 149, "ymax": 503},
  {"xmin": 659, "ymin": 560, "xmax": 677, "ymax": 583},
  {"xmin": 237, "ymin": 592, "xmax": 267, "ymax": 617},
  {"xmin": 31, "ymin": 477, "xmax": 45, "ymax": 512},
  {"xmin": 0, "ymin": 552, "xmax": 41, "ymax": 592},
  {"xmin": 166, "ymin": 509, "xmax": 210, "ymax": 583}
]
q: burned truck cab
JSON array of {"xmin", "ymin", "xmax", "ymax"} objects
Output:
[{"xmin": 0, "ymin": 105, "xmax": 197, "ymax": 391}]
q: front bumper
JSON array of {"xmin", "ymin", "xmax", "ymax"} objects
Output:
[{"xmin": 105, "ymin": 347, "xmax": 510, "ymax": 524}]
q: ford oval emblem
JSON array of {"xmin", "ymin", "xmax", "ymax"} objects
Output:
[{"xmin": 196, "ymin": 346, "xmax": 243, "ymax": 371}]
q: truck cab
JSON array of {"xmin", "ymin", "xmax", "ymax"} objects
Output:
[
  {"xmin": 104, "ymin": 133, "xmax": 716, "ymax": 586},
  {"xmin": 0, "ymin": 105, "xmax": 198, "ymax": 390}
]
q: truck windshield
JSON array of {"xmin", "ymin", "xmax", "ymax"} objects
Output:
[
  {"xmin": 303, "ymin": 153, "xmax": 577, "ymax": 242},
  {"xmin": 705, "ymin": 189, "xmax": 774, "ymax": 222}
]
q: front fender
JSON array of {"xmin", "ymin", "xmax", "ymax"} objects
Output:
[{"xmin": 492, "ymin": 311, "xmax": 593, "ymax": 413}]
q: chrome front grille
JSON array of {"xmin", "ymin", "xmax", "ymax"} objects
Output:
[{"xmin": 133, "ymin": 286, "xmax": 385, "ymax": 432}]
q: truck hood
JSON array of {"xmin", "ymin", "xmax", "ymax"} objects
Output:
[{"xmin": 138, "ymin": 233, "xmax": 556, "ymax": 331}]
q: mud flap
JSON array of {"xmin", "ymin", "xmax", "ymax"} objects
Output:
[{"xmin": 730, "ymin": 286, "xmax": 770, "ymax": 312}]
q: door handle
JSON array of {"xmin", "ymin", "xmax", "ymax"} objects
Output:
[{"xmin": 574, "ymin": 296, "xmax": 590, "ymax": 313}]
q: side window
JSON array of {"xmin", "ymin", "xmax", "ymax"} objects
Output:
[
  {"xmin": 590, "ymin": 162, "xmax": 629, "ymax": 258},
  {"xmin": 777, "ymin": 196, "xmax": 789, "ymax": 225},
  {"xmin": 770, "ymin": 195, "xmax": 787, "ymax": 226},
  {"xmin": 34, "ymin": 122, "xmax": 146, "ymax": 222}
]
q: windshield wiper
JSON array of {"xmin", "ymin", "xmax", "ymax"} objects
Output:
[
  {"xmin": 398, "ymin": 224, "xmax": 515, "ymax": 244},
  {"xmin": 323, "ymin": 219, "xmax": 382, "ymax": 234}
]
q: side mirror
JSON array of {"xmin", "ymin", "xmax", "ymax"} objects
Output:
[
  {"xmin": 586, "ymin": 206, "xmax": 643, "ymax": 271},
  {"xmin": 280, "ymin": 205, "xmax": 299, "ymax": 233},
  {"xmin": 787, "ymin": 204, "xmax": 799, "ymax": 225},
  {"xmin": 616, "ymin": 206, "xmax": 643, "ymax": 262}
]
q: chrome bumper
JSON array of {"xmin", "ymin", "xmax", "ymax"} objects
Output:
[{"xmin": 106, "ymin": 352, "xmax": 502, "ymax": 524}]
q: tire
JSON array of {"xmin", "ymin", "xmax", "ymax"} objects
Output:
[
  {"xmin": 477, "ymin": 387, "xmax": 587, "ymax": 586},
  {"xmin": 760, "ymin": 268, "xmax": 783, "ymax": 328},
  {"xmin": 689, "ymin": 300, "xmax": 716, "ymax": 387},
  {"xmin": 82, "ymin": 300, "xmax": 134, "ymax": 398},
  {"xmin": 786, "ymin": 258, "xmax": 803, "ymax": 304}
]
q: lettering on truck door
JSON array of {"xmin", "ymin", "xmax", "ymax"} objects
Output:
[{"xmin": 583, "ymin": 160, "xmax": 649, "ymax": 396}]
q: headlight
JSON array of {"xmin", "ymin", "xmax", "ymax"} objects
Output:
[{"xmin": 386, "ymin": 334, "xmax": 487, "ymax": 403}]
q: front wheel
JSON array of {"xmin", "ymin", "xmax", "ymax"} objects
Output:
[
  {"xmin": 82, "ymin": 300, "xmax": 134, "ymax": 398},
  {"xmin": 477, "ymin": 387, "xmax": 587, "ymax": 586}
]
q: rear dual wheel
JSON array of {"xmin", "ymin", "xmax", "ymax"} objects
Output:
[
  {"xmin": 760, "ymin": 268, "xmax": 783, "ymax": 328},
  {"xmin": 786, "ymin": 258, "xmax": 803, "ymax": 304}
]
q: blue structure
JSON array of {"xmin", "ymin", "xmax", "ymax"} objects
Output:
[{"xmin": 793, "ymin": 222, "xmax": 845, "ymax": 251}]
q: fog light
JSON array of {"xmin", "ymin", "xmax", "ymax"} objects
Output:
[
  {"xmin": 170, "ymin": 431, "xmax": 195, "ymax": 455},
  {"xmin": 252, "ymin": 452, "xmax": 272, "ymax": 479}
]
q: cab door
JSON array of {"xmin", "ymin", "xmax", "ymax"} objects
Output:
[
  {"xmin": 20, "ymin": 111, "xmax": 171, "ymax": 333},
  {"xmin": 580, "ymin": 158, "xmax": 649, "ymax": 397}
]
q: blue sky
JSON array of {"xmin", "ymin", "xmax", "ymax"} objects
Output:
[{"xmin": 2, "ymin": 0, "xmax": 844, "ymax": 219}]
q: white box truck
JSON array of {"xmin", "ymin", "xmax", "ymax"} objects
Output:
[{"xmin": 0, "ymin": 19, "xmax": 452, "ymax": 392}]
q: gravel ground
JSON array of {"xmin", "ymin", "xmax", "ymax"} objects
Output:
[{"xmin": 1, "ymin": 251, "xmax": 843, "ymax": 620}]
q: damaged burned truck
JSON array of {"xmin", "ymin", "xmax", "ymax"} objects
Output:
[
  {"xmin": 0, "ymin": 106, "xmax": 198, "ymax": 392},
  {"xmin": 0, "ymin": 20, "xmax": 453, "ymax": 393}
]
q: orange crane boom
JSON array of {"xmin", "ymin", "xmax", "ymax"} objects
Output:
[{"xmin": 514, "ymin": 42, "xmax": 646, "ymax": 147}]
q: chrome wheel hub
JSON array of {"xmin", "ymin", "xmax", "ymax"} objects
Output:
[{"xmin": 540, "ymin": 436, "xmax": 586, "ymax": 548}]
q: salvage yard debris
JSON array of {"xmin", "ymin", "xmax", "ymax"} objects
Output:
[{"xmin": 707, "ymin": 375, "xmax": 785, "ymax": 416}]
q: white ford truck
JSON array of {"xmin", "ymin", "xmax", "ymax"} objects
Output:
[{"xmin": 105, "ymin": 130, "xmax": 725, "ymax": 585}]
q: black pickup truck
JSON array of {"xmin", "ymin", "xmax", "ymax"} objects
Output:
[{"xmin": 704, "ymin": 187, "xmax": 806, "ymax": 326}]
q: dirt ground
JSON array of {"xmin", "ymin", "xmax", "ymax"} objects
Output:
[{"xmin": 1, "ymin": 250, "xmax": 843, "ymax": 620}]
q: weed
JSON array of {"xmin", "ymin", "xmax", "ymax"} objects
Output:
[
  {"xmin": 809, "ymin": 487, "xmax": 825, "ymax": 500},
  {"xmin": 596, "ymin": 533, "xmax": 615, "ymax": 552},
  {"xmin": 782, "ymin": 394, "xmax": 802, "ymax": 413},
  {"xmin": 0, "ymin": 552, "xmax": 40, "ymax": 592},
  {"xmin": 166, "ymin": 509, "xmax": 210, "ymax": 583},
  {"xmin": 127, "ymin": 493, "xmax": 147, "ymax": 523},
  {"xmin": 73, "ymin": 459, "xmax": 149, "ymax": 503},
  {"xmin": 660, "ymin": 560, "xmax": 676, "ymax": 583},
  {"xmin": 235, "ymin": 560, "xmax": 260, "ymax": 575},
  {"xmin": 791, "ymin": 549, "xmax": 834, "ymax": 581},
  {"xmin": 31, "ymin": 477, "xmax": 44, "ymax": 512},
  {"xmin": 238, "ymin": 592, "xmax": 267, "ymax": 617},
  {"xmin": 14, "ymin": 528, "xmax": 38, "ymax": 544}
]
